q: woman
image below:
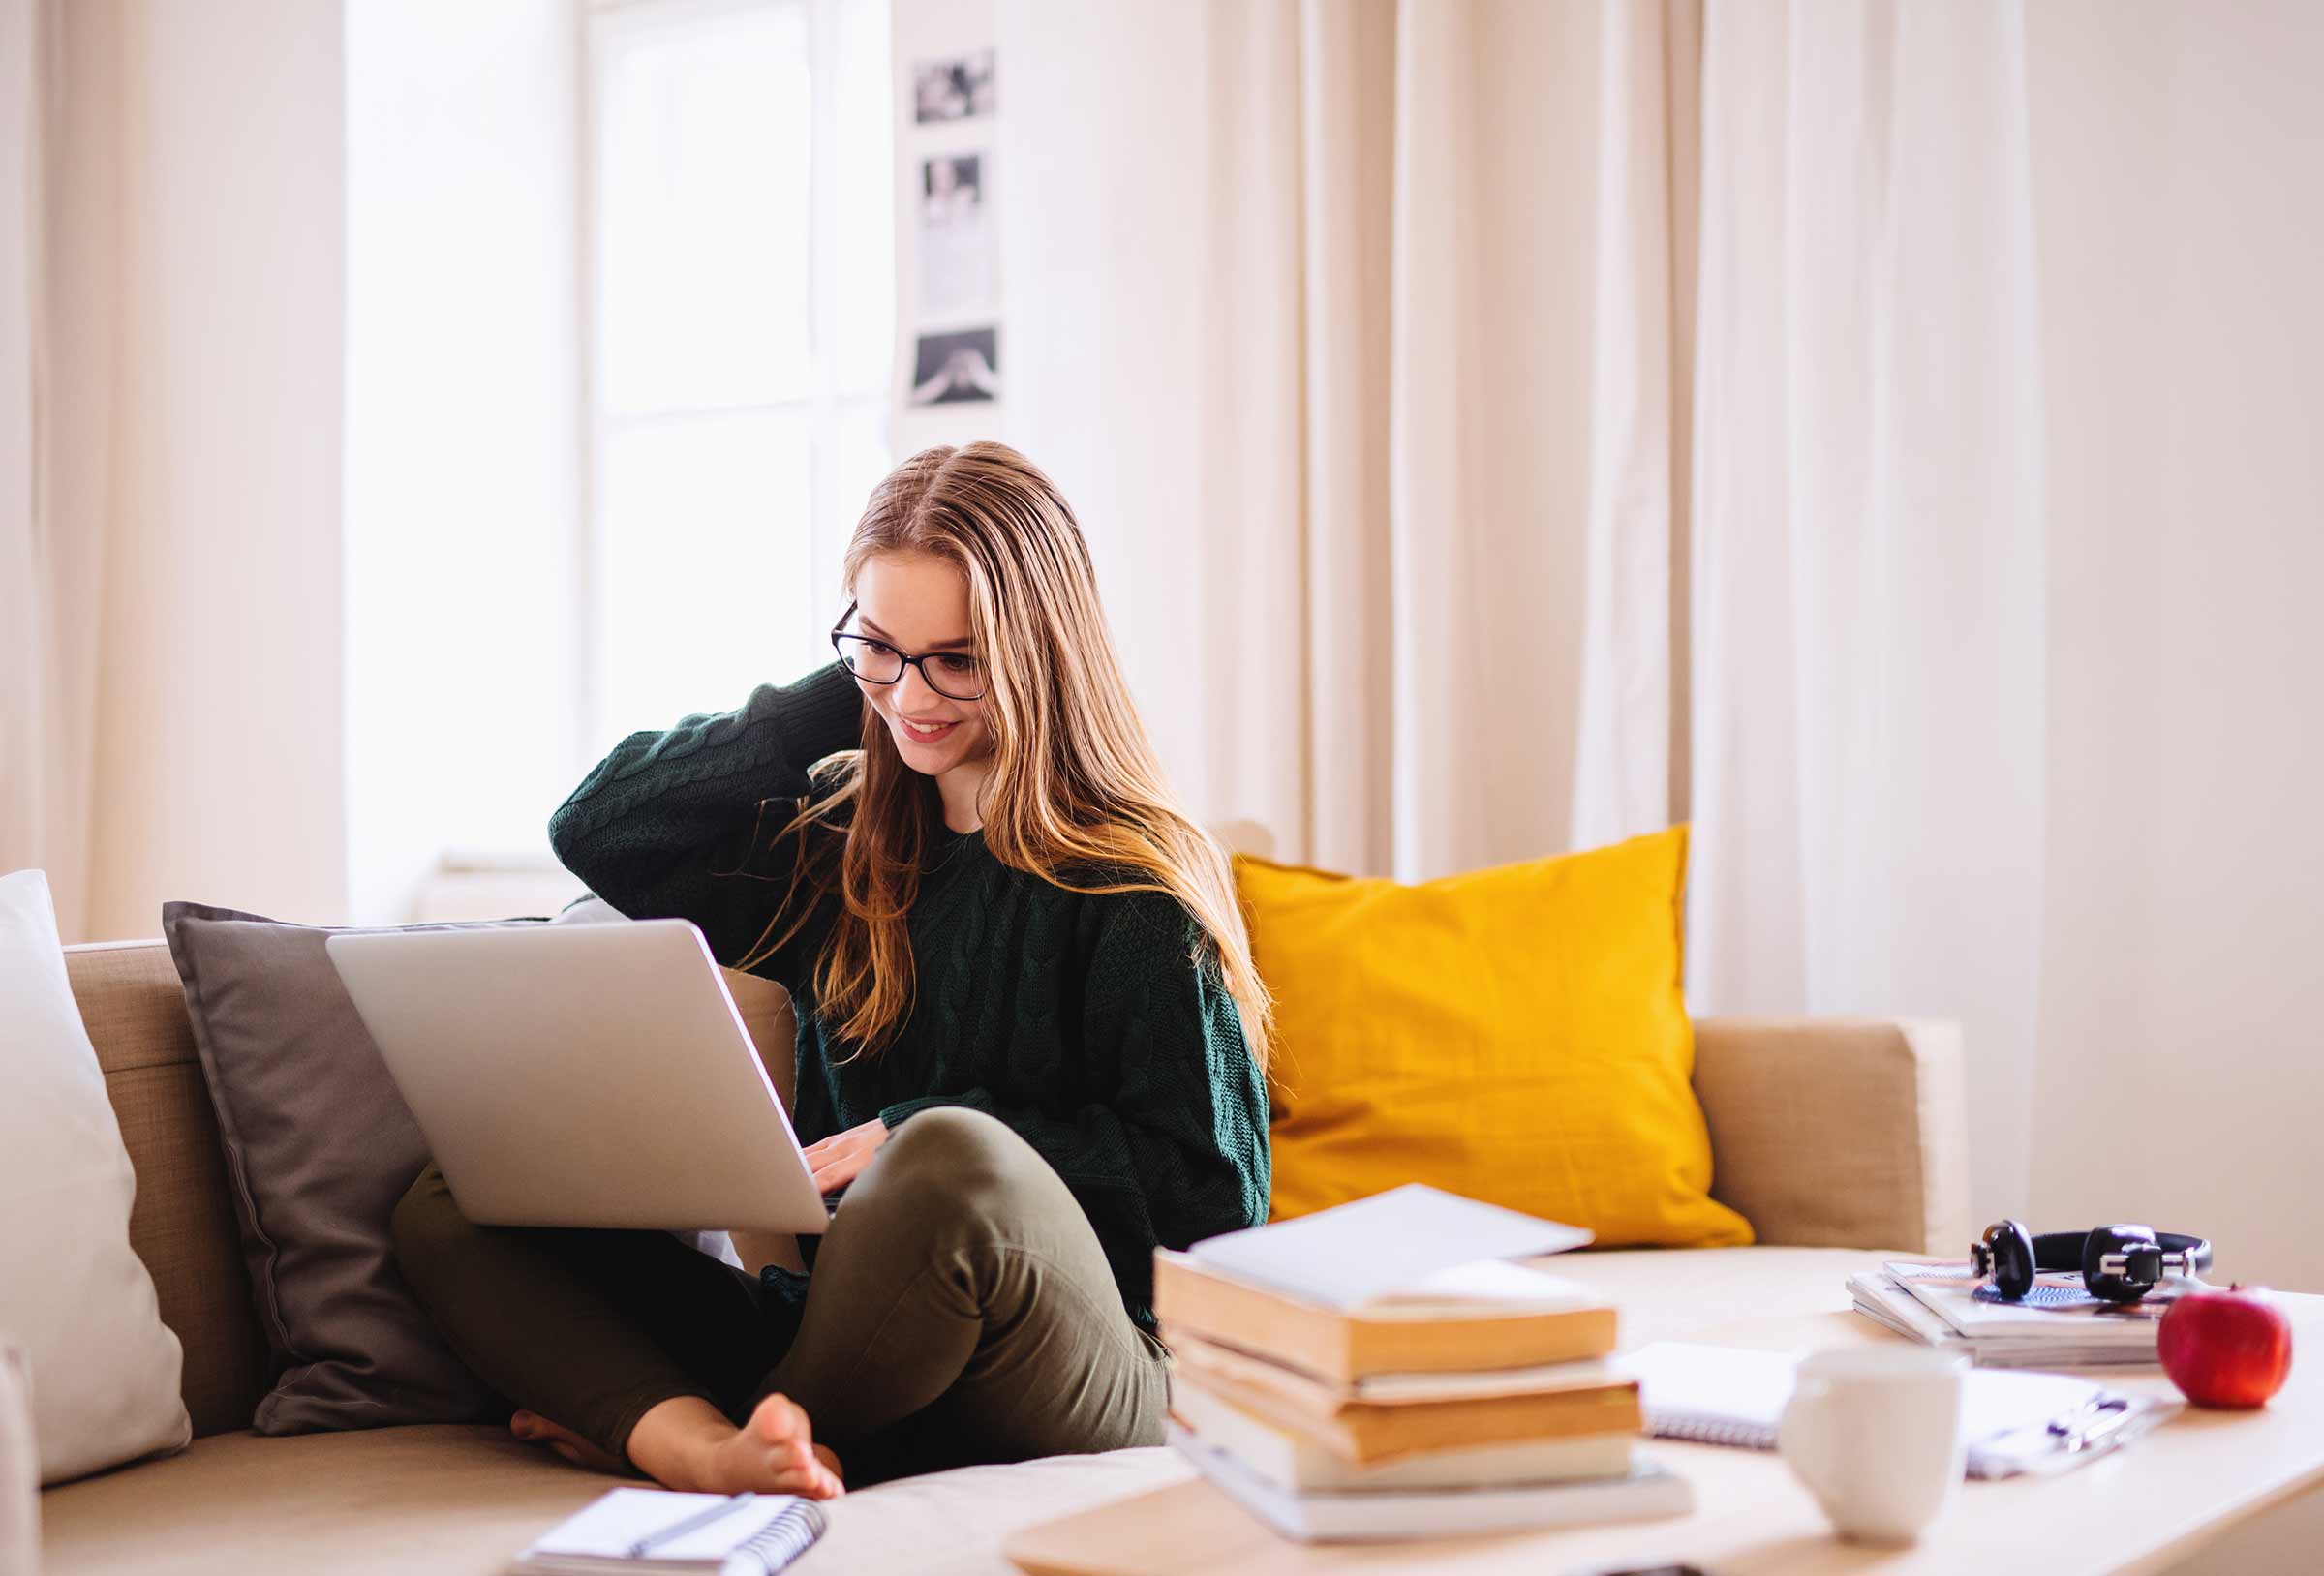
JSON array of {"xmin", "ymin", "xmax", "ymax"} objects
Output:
[{"xmin": 391, "ymin": 441, "xmax": 1272, "ymax": 1500}]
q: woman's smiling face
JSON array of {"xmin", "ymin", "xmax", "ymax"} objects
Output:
[{"xmin": 845, "ymin": 550, "xmax": 992, "ymax": 778}]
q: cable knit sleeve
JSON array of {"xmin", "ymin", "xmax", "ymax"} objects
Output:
[
  {"xmin": 876, "ymin": 890, "xmax": 1272, "ymax": 1328},
  {"xmin": 546, "ymin": 663, "xmax": 863, "ymax": 983}
]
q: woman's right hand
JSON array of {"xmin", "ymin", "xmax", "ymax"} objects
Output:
[{"xmin": 803, "ymin": 1117, "xmax": 891, "ymax": 1197}]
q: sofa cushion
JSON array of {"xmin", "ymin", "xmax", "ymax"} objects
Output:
[
  {"xmin": 38, "ymin": 1423, "xmax": 1191, "ymax": 1576},
  {"xmin": 0, "ymin": 870, "xmax": 194, "ymax": 1484},
  {"xmin": 40, "ymin": 1247, "xmax": 1894, "ymax": 1574},
  {"xmin": 1238, "ymin": 827, "xmax": 1754, "ymax": 1249}
]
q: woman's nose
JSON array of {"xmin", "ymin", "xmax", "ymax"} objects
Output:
[{"xmin": 892, "ymin": 661, "xmax": 936, "ymax": 712}]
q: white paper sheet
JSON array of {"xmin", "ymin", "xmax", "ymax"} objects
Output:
[
  {"xmin": 1186, "ymin": 1184, "xmax": 1593, "ymax": 1309},
  {"xmin": 1612, "ymin": 1342, "xmax": 2175, "ymax": 1477}
]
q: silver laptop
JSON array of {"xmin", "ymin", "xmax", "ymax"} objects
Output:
[{"xmin": 326, "ymin": 919, "xmax": 831, "ymax": 1235}]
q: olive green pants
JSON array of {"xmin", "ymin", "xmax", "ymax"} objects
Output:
[{"xmin": 390, "ymin": 1106, "xmax": 1170, "ymax": 1487}]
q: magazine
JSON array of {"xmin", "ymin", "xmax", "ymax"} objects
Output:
[
  {"xmin": 1885, "ymin": 1260, "xmax": 2183, "ymax": 1332},
  {"xmin": 1849, "ymin": 1262, "xmax": 2181, "ymax": 1368}
]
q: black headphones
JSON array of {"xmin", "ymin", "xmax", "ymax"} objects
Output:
[{"xmin": 1969, "ymin": 1220, "xmax": 2214, "ymax": 1305}]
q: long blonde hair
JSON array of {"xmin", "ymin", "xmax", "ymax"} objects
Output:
[{"xmin": 735, "ymin": 441, "xmax": 1272, "ymax": 1070}]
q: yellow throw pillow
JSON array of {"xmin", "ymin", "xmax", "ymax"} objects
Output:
[{"xmin": 1238, "ymin": 825, "xmax": 1752, "ymax": 1248}]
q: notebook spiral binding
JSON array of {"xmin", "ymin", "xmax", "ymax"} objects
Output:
[
  {"xmin": 733, "ymin": 1500, "xmax": 828, "ymax": 1575},
  {"xmin": 1651, "ymin": 1412, "xmax": 1777, "ymax": 1450}
]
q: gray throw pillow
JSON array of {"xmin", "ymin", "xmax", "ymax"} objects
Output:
[{"xmin": 160, "ymin": 902, "xmax": 539, "ymax": 1433}]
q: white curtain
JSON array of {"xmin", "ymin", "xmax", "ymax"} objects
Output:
[
  {"xmin": 997, "ymin": 0, "xmax": 1633, "ymax": 881},
  {"xmin": 1568, "ymin": 0, "xmax": 1699, "ymax": 852},
  {"xmin": 4, "ymin": 0, "xmax": 348, "ymax": 946},
  {"xmin": 1001, "ymin": 0, "xmax": 2047, "ymax": 1227},
  {"xmin": 1682, "ymin": 1, "xmax": 2048, "ymax": 1225},
  {"xmin": 1, "ymin": 0, "xmax": 44, "ymax": 901},
  {"xmin": 2, "ymin": 0, "xmax": 123, "ymax": 948},
  {"xmin": 2, "ymin": 0, "xmax": 93, "ymax": 953},
  {"xmin": 1, "ymin": 1, "xmax": 39, "ymax": 890}
]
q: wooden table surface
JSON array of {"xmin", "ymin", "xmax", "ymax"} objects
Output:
[{"xmin": 1007, "ymin": 1292, "xmax": 2324, "ymax": 1576}]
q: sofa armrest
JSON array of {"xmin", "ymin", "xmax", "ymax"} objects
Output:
[{"xmin": 1691, "ymin": 1017, "xmax": 1971, "ymax": 1254}]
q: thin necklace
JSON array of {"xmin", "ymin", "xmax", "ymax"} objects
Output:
[{"xmin": 928, "ymin": 824, "xmax": 979, "ymax": 873}]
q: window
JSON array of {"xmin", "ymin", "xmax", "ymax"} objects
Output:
[{"xmin": 582, "ymin": 0, "xmax": 894, "ymax": 748}]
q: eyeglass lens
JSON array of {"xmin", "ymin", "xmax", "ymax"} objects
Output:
[{"xmin": 835, "ymin": 635, "xmax": 984, "ymax": 700}]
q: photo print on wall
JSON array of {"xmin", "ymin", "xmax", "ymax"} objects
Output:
[
  {"xmin": 913, "ymin": 49, "xmax": 994, "ymax": 124},
  {"xmin": 910, "ymin": 326, "xmax": 999, "ymax": 406},
  {"xmin": 918, "ymin": 152, "xmax": 994, "ymax": 318},
  {"xmin": 897, "ymin": 31, "xmax": 999, "ymax": 424}
]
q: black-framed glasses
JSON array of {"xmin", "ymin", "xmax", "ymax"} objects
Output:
[{"xmin": 830, "ymin": 603, "xmax": 988, "ymax": 701}]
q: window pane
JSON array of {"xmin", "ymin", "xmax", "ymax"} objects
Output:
[
  {"xmin": 594, "ymin": 412, "xmax": 823, "ymax": 743},
  {"xmin": 595, "ymin": 2, "xmax": 811, "ymax": 416}
]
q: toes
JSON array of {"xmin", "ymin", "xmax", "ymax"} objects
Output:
[{"xmin": 728, "ymin": 1394, "xmax": 844, "ymax": 1498}]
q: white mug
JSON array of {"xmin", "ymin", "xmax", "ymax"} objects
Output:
[
  {"xmin": 1779, "ymin": 1347, "xmax": 1967, "ymax": 1544},
  {"xmin": 0, "ymin": 1343, "xmax": 34, "ymax": 1576}
]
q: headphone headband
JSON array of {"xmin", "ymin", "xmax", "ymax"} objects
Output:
[{"xmin": 2030, "ymin": 1228, "xmax": 2211, "ymax": 1277}]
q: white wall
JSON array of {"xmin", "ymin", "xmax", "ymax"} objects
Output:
[
  {"xmin": 890, "ymin": 0, "xmax": 993, "ymax": 459},
  {"xmin": 82, "ymin": 0, "xmax": 348, "ymax": 937},
  {"xmin": 2028, "ymin": 0, "xmax": 2324, "ymax": 1288},
  {"xmin": 343, "ymin": 0, "xmax": 581, "ymax": 924}
]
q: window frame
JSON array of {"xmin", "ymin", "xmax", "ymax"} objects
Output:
[{"xmin": 574, "ymin": 0, "xmax": 888, "ymax": 767}]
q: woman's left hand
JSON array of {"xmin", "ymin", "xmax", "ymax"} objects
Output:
[{"xmin": 803, "ymin": 1118, "xmax": 892, "ymax": 1196}]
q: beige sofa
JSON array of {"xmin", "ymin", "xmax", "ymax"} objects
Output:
[{"xmin": 42, "ymin": 937, "xmax": 1971, "ymax": 1576}]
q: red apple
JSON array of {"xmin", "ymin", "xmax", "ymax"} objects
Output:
[{"xmin": 2158, "ymin": 1285, "xmax": 2294, "ymax": 1409}]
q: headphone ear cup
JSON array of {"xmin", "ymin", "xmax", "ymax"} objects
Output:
[
  {"xmin": 2086, "ymin": 1224, "xmax": 2160, "ymax": 1303},
  {"xmin": 1989, "ymin": 1219, "xmax": 2036, "ymax": 1299}
]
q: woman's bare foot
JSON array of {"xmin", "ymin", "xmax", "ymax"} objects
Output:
[
  {"xmin": 509, "ymin": 1409, "xmax": 627, "ymax": 1475},
  {"xmin": 700, "ymin": 1394, "xmax": 845, "ymax": 1499},
  {"xmin": 622, "ymin": 1393, "xmax": 845, "ymax": 1500}
]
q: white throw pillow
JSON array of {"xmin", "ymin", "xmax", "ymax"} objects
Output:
[{"xmin": 0, "ymin": 869, "xmax": 192, "ymax": 1483}]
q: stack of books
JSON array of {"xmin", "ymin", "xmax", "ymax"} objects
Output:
[
  {"xmin": 1850, "ymin": 1259, "xmax": 2179, "ymax": 1367},
  {"xmin": 1152, "ymin": 1188, "xmax": 1693, "ymax": 1543}
]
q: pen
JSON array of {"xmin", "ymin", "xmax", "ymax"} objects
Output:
[
  {"xmin": 1971, "ymin": 1395, "xmax": 2143, "ymax": 1478},
  {"xmin": 2047, "ymin": 1395, "xmax": 2133, "ymax": 1453},
  {"xmin": 627, "ymin": 1491, "xmax": 758, "ymax": 1558}
]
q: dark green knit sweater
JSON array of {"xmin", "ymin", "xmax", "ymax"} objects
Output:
[{"xmin": 545, "ymin": 662, "xmax": 1270, "ymax": 1333}]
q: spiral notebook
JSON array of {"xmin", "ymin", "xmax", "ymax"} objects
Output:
[
  {"xmin": 1611, "ymin": 1343, "xmax": 2176, "ymax": 1479},
  {"xmin": 515, "ymin": 1487, "xmax": 827, "ymax": 1574}
]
